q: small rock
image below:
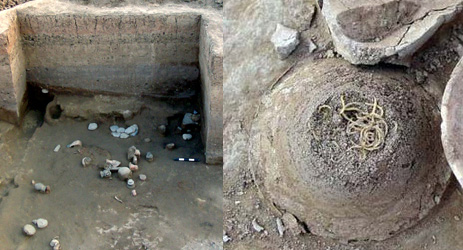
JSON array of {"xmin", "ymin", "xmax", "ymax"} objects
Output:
[
  {"xmin": 117, "ymin": 127, "xmax": 125, "ymax": 133},
  {"xmin": 67, "ymin": 140, "xmax": 82, "ymax": 148},
  {"xmin": 111, "ymin": 132, "xmax": 121, "ymax": 138},
  {"xmin": 276, "ymin": 217, "xmax": 285, "ymax": 237},
  {"xmin": 128, "ymin": 146, "xmax": 139, "ymax": 163},
  {"xmin": 81, "ymin": 157, "xmax": 92, "ymax": 167},
  {"xmin": 191, "ymin": 113, "xmax": 201, "ymax": 122},
  {"xmin": 325, "ymin": 49, "xmax": 335, "ymax": 58},
  {"xmin": 125, "ymin": 124, "xmax": 138, "ymax": 135},
  {"xmin": 118, "ymin": 167, "xmax": 132, "ymax": 180},
  {"xmin": 182, "ymin": 134, "xmax": 193, "ymax": 141},
  {"xmin": 120, "ymin": 133, "xmax": 129, "ymax": 139},
  {"xmin": 252, "ymin": 218, "xmax": 264, "ymax": 232},
  {"xmin": 146, "ymin": 152, "xmax": 154, "ymax": 162},
  {"xmin": 50, "ymin": 238, "xmax": 61, "ymax": 250},
  {"xmin": 144, "ymin": 138, "xmax": 151, "ymax": 143},
  {"xmin": 271, "ymin": 24, "xmax": 300, "ymax": 60},
  {"xmin": 100, "ymin": 169, "xmax": 112, "ymax": 178},
  {"xmin": 455, "ymin": 215, "xmax": 461, "ymax": 221},
  {"xmin": 158, "ymin": 125, "xmax": 167, "ymax": 135},
  {"xmin": 131, "ymin": 189, "xmax": 137, "ymax": 196},
  {"xmin": 105, "ymin": 159, "xmax": 121, "ymax": 169},
  {"xmin": 223, "ymin": 233, "xmax": 231, "ymax": 243},
  {"xmin": 129, "ymin": 162, "xmax": 139, "ymax": 172},
  {"xmin": 282, "ymin": 213, "xmax": 307, "ymax": 236},
  {"xmin": 110, "ymin": 125, "xmax": 119, "ymax": 132},
  {"xmin": 23, "ymin": 224, "xmax": 36, "ymax": 236},
  {"xmin": 127, "ymin": 179, "xmax": 135, "ymax": 189},
  {"xmin": 182, "ymin": 113, "xmax": 195, "ymax": 126},
  {"xmin": 53, "ymin": 145, "xmax": 61, "ymax": 153},
  {"xmin": 307, "ymin": 39, "xmax": 318, "ymax": 54},
  {"xmin": 122, "ymin": 110, "xmax": 133, "ymax": 120},
  {"xmin": 88, "ymin": 123, "xmax": 98, "ymax": 131},
  {"xmin": 34, "ymin": 183, "xmax": 50, "ymax": 193},
  {"xmin": 41, "ymin": 89, "xmax": 49, "ymax": 94},
  {"xmin": 139, "ymin": 174, "xmax": 147, "ymax": 181},
  {"xmin": 434, "ymin": 195, "xmax": 441, "ymax": 204},
  {"xmin": 32, "ymin": 218, "xmax": 48, "ymax": 229},
  {"xmin": 166, "ymin": 143, "xmax": 175, "ymax": 150}
]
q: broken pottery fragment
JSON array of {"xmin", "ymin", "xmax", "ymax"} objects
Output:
[{"xmin": 321, "ymin": 0, "xmax": 463, "ymax": 65}]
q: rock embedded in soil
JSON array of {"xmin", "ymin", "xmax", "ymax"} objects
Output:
[
  {"xmin": 252, "ymin": 218, "xmax": 264, "ymax": 232},
  {"xmin": 146, "ymin": 152, "xmax": 154, "ymax": 162},
  {"xmin": 34, "ymin": 183, "xmax": 50, "ymax": 193},
  {"xmin": 53, "ymin": 145, "xmax": 61, "ymax": 152},
  {"xmin": 139, "ymin": 174, "xmax": 147, "ymax": 181},
  {"xmin": 32, "ymin": 218, "xmax": 48, "ymax": 229},
  {"xmin": 23, "ymin": 224, "xmax": 36, "ymax": 236},
  {"xmin": 249, "ymin": 59, "xmax": 451, "ymax": 241},
  {"xmin": 118, "ymin": 167, "xmax": 132, "ymax": 180},
  {"xmin": 182, "ymin": 134, "xmax": 193, "ymax": 141},
  {"xmin": 158, "ymin": 125, "xmax": 167, "ymax": 135},
  {"xmin": 110, "ymin": 125, "xmax": 118, "ymax": 132},
  {"xmin": 166, "ymin": 143, "xmax": 175, "ymax": 150},
  {"xmin": 120, "ymin": 133, "xmax": 129, "ymax": 139},
  {"xmin": 88, "ymin": 123, "xmax": 98, "ymax": 131},
  {"xmin": 270, "ymin": 24, "xmax": 300, "ymax": 60}
]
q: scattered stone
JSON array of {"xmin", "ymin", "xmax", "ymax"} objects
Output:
[
  {"xmin": 110, "ymin": 125, "xmax": 119, "ymax": 132},
  {"xmin": 131, "ymin": 189, "xmax": 137, "ymax": 196},
  {"xmin": 282, "ymin": 213, "xmax": 307, "ymax": 236},
  {"xmin": 34, "ymin": 183, "xmax": 50, "ymax": 193},
  {"xmin": 455, "ymin": 215, "xmax": 461, "ymax": 221},
  {"xmin": 120, "ymin": 133, "xmax": 129, "ymax": 139},
  {"xmin": 182, "ymin": 134, "xmax": 193, "ymax": 141},
  {"xmin": 111, "ymin": 132, "xmax": 121, "ymax": 138},
  {"xmin": 23, "ymin": 224, "xmax": 36, "ymax": 236},
  {"xmin": 117, "ymin": 127, "xmax": 125, "ymax": 133},
  {"xmin": 144, "ymin": 138, "xmax": 151, "ymax": 143},
  {"xmin": 146, "ymin": 152, "xmax": 154, "ymax": 162},
  {"xmin": 325, "ymin": 49, "xmax": 335, "ymax": 58},
  {"xmin": 415, "ymin": 70, "xmax": 428, "ymax": 84},
  {"xmin": 271, "ymin": 24, "xmax": 300, "ymax": 60},
  {"xmin": 166, "ymin": 143, "xmax": 176, "ymax": 150},
  {"xmin": 118, "ymin": 167, "xmax": 132, "ymax": 180},
  {"xmin": 100, "ymin": 169, "xmax": 112, "ymax": 178},
  {"xmin": 127, "ymin": 179, "xmax": 135, "ymax": 189},
  {"xmin": 53, "ymin": 145, "xmax": 61, "ymax": 153},
  {"xmin": 122, "ymin": 110, "xmax": 133, "ymax": 120},
  {"xmin": 182, "ymin": 113, "xmax": 196, "ymax": 127},
  {"xmin": 252, "ymin": 218, "xmax": 265, "ymax": 232},
  {"xmin": 139, "ymin": 174, "xmax": 147, "ymax": 181},
  {"xmin": 67, "ymin": 140, "xmax": 82, "ymax": 148},
  {"xmin": 223, "ymin": 233, "xmax": 231, "ymax": 243},
  {"xmin": 276, "ymin": 217, "xmax": 285, "ymax": 237},
  {"xmin": 32, "ymin": 218, "xmax": 48, "ymax": 229},
  {"xmin": 158, "ymin": 125, "xmax": 167, "ymax": 135},
  {"xmin": 81, "ymin": 157, "xmax": 92, "ymax": 167},
  {"xmin": 88, "ymin": 123, "xmax": 98, "ymax": 131},
  {"xmin": 129, "ymin": 162, "xmax": 139, "ymax": 172},
  {"xmin": 50, "ymin": 237, "xmax": 61, "ymax": 250},
  {"xmin": 125, "ymin": 124, "xmax": 138, "ymax": 136},
  {"xmin": 191, "ymin": 113, "xmax": 201, "ymax": 122},
  {"xmin": 105, "ymin": 159, "xmax": 121, "ymax": 169},
  {"xmin": 308, "ymin": 39, "xmax": 317, "ymax": 54},
  {"xmin": 128, "ymin": 146, "xmax": 140, "ymax": 164},
  {"xmin": 41, "ymin": 89, "xmax": 49, "ymax": 94},
  {"xmin": 434, "ymin": 195, "xmax": 441, "ymax": 204}
]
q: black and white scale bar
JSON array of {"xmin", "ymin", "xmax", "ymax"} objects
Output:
[{"xmin": 174, "ymin": 158, "xmax": 200, "ymax": 162}]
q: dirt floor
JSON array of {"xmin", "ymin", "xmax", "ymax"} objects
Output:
[
  {"xmin": 0, "ymin": 96, "xmax": 222, "ymax": 249},
  {"xmin": 224, "ymin": 0, "xmax": 463, "ymax": 249}
]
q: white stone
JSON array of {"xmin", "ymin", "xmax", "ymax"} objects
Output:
[
  {"xmin": 182, "ymin": 113, "xmax": 195, "ymax": 126},
  {"xmin": 53, "ymin": 145, "xmax": 61, "ymax": 152},
  {"xmin": 271, "ymin": 24, "xmax": 300, "ymax": 60},
  {"xmin": 110, "ymin": 125, "xmax": 119, "ymax": 132},
  {"xmin": 120, "ymin": 133, "xmax": 129, "ymax": 139},
  {"xmin": 125, "ymin": 124, "xmax": 138, "ymax": 134},
  {"xmin": 23, "ymin": 224, "xmax": 36, "ymax": 236},
  {"xmin": 111, "ymin": 132, "xmax": 121, "ymax": 138},
  {"xmin": 118, "ymin": 167, "xmax": 132, "ymax": 180},
  {"xmin": 182, "ymin": 134, "xmax": 193, "ymax": 141},
  {"xmin": 117, "ymin": 127, "xmax": 125, "ymax": 133},
  {"xmin": 88, "ymin": 123, "xmax": 98, "ymax": 131},
  {"xmin": 32, "ymin": 218, "xmax": 48, "ymax": 229}
]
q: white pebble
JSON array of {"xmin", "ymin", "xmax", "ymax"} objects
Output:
[
  {"xmin": 111, "ymin": 132, "xmax": 121, "ymax": 138},
  {"xmin": 139, "ymin": 174, "xmax": 147, "ymax": 181},
  {"xmin": 32, "ymin": 218, "xmax": 48, "ymax": 229},
  {"xmin": 23, "ymin": 224, "xmax": 36, "ymax": 236},
  {"xmin": 53, "ymin": 145, "xmax": 61, "ymax": 152},
  {"xmin": 88, "ymin": 123, "xmax": 98, "ymax": 131},
  {"xmin": 182, "ymin": 134, "xmax": 193, "ymax": 141},
  {"xmin": 117, "ymin": 127, "xmax": 125, "ymax": 133},
  {"xmin": 120, "ymin": 133, "xmax": 129, "ymax": 139},
  {"xmin": 110, "ymin": 125, "xmax": 119, "ymax": 132},
  {"xmin": 252, "ymin": 218, "xmax": 264, "ymax": 232}
]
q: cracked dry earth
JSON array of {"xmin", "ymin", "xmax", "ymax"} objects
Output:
[
  {"xmin": 0, "ymin": 98, "xmax": 222, "ymax": 250},
  {"xmin": 224, "ymin": 0, "xmax": 463, "ymax": 249}
]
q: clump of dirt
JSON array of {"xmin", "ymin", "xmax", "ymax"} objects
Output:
[{"xmin": 249, "ymin": 59, "xmax": 450, "ymax": 241}]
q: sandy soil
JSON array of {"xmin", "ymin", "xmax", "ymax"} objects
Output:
[{"xmin": 0, "ymin": 96, "xmax": 222, "ymax": 249}]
